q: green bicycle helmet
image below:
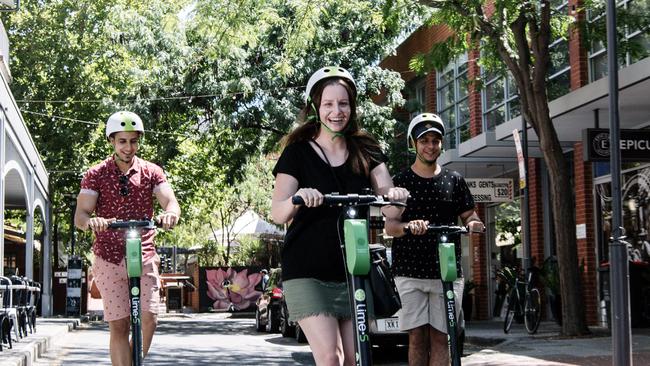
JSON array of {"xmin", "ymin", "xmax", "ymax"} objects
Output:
[
  {"xmin": 105, "ymin": 111, "xmax": 145, "ymax": 140},
  {"xmin": 304, "ymin": 66, "xmax": 357, "ymax": 103}
]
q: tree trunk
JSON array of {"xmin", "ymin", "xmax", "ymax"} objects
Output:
[{"xmin": 533, "ymin": 106, "xmax": 590, "ymax": 336}]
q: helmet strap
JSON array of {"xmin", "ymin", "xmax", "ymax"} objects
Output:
[
  {"xmin": 410, "ymin": 137, "xmax": 437, "ymax": 166},
  {"xmin": 309, "ymin": 99, "xmax": 346, "ymax": 140}
]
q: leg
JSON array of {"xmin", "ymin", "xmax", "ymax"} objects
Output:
[
  {"xmin": 141, "ymin": 311, "xmax": 158, "ymax": 357},
  {"xmin": 93, "ymin": 257, "xmax": 131, "ymax": 365},
  {"xmin": 338, "ymin": 318, "xmax": 356, "ymax": 366},
  {"xmin": 408, "ymin": 325, "xmax": 429, "ymax": 366},
  {"xmin": 298, "ymin": 315, "xmax": 346, "ymax": 366},
  {"xmin": 139, "ymin": 254, "xmax": 162, "ymax": 359},
  {"xmin": 429, "ymin": 326, "xmax": 448, "ymax": 366},
  {"xmin": 108, "ymin": 317, "xmax": 131, "ymax": 366}
]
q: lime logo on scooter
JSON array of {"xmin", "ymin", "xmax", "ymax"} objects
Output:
[
  {"xmin": 354, "ymin": 289, "xmax": 369, "ymax": 342},
  {"xmin": 446, "ymin": 290, "xmax": 454, "ymax": 299},
  {"xmin": 354, "ymin": 289, "xmax": 366, "ymax": 301},
  {"xmin": 132, "ymin": 287, "xmax": 140, "ymax": 296},
  {"xmin": 131, "ymin": 297, "xmax": 141, "ymax": 325}
]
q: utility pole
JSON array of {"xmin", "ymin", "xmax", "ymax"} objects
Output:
[{"xmin": 606, "ymin": 0, "xmax": 632, "ymax": 364}]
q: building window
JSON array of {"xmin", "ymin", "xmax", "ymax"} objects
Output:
[
  {"xmin": 482, "ymin": 71, "xmax": 520, "ymax": 131},
  {"xmin": 548, "ymin": 0, "xmax": 571, "ymax": 100},
  {"xmin": 588, "ymin": 0, "xmax": 650, "ymax": 82},
  {"xmin": 406, "ymin": 78, "xmax": 427, "ymax": 122},
  {"xmin": 437, "ymin": 53, "xmax": 470, "ymax": 150},
  {"xmin": 3, "ymin": 254, "xmax": 17, "ymax": 275}
]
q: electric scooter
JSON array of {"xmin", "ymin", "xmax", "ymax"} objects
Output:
[
  {"xmin": 292, "ymin": 193, "xmax": 405, "ymax": 366},
  {"xmin": 404, "ymin": 224, "xmax": 482, "ymax": 366},
  {"xmin": 107, "ymin": 219, "xmax": 157, "ymax": 366}
]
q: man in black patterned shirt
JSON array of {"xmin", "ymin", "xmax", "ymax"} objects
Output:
[{"xmin": 385, "ymin": 113, "xmax": 484, "ymax": 366}]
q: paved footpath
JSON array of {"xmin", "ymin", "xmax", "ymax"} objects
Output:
[
  {"xmin": 463, "ymin": 321, "xmax": 650, "ymax": 365},
  {"xmin": 4, "ymin": 315, "xmax": 650, "ymax": 365}
]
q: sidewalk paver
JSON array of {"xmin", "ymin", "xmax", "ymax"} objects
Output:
[{"xmin": 0, "ymin": 318, "xmax": 79, "ymax": 366}]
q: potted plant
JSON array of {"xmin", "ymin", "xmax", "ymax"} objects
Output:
[{"xmin": 462, "ymin": 279, "xmax": 478, "ymax": 321}]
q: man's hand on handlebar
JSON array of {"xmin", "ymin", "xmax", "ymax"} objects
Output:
[
  {"xmin": 405, "ymin": 220, "xmax": 429, "ymax": 235},
  {"xmin": 293, "ymin": 188, "xmax": 323, "ymax": 207},
  {"xmin": 156, "ymin": 211, "xmax": 179, "ymax": 230},
  {"xmin": 88, "ymin": 217, "xmax": 117, "ymax": 233}
]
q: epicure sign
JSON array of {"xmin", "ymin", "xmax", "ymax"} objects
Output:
[{"xmin": 583, "ymin": 128, "xmax": 650, "ymax": 162}]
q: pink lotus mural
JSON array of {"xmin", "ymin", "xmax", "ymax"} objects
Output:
[{"xmin": 205, "ymin": 268, "xmax": 263, "ymax": 311}]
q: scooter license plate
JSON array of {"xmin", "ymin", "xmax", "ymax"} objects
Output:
[{"xmin": 376, "ymin": 318, "xmax": 400, "ymax": 332}]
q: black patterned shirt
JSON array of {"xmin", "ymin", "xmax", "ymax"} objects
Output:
[{"xmin": 392, "ymin": 167, "xmax": 475, "ymax": 279}]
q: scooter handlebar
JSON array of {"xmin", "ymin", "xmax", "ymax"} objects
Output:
[
  {"xmin": 403, "ymin": 224, "xmax": 485, "ymax": 235},
  {"xmin": 107, "ymin": 220, "xmax": 157, "ymax": 230},
  {"xmin": 291, "ymin": 193, "xmax": 405, "ymax": 207}
]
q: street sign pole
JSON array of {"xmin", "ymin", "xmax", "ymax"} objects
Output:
[
  {"xmin": 513, "ymin": 128, "xmax": 531, "ymax": 276},
  {"xmin": 606, "ymin": 0, "xmax": 632, "ymax": 364}
]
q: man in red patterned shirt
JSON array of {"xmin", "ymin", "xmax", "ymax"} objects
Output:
[{"xmin": 74, "ymin": 111, "xmax": 180, "ymax": 366}]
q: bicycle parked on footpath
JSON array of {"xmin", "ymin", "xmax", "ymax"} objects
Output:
[
  {"xmin": 292, "ymin": 193, "xmax": 405, "ymax": 366},
  {"xmin": 107, "ymin": 219, "xmax": 157, "ymax": 366},
  {"xmin": 499, "ymin": 266, "xmax": 542, "ymax": 334}
]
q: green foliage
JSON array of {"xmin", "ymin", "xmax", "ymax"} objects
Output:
[
  {"xmin": 4, "ymin": 0, "xmax": 419, "ymax": 260},
  {"xmin": 541, "ymin": 256, "xmax": 560, "ymax": 295},
  {"xmin": 495, "ymin": 201, "xmax": 521, "ymax": 247},
  {"xmin": 581, "ymin": 0, "xmax": 650, "ymax": 65}
]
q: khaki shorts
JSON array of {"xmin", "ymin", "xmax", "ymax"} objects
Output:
[
  {"xmin": 395, "ymin": 276, "xmax": 464, "ymax": 333},
  {"xmin": 92, "ymin": 254, "xmax": 161, "ymax": 322}
]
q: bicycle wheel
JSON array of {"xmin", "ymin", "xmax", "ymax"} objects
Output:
[
  {"xmin": 524, "ymin": 288, "xmax": 542, "ymax": 334},
  {"xmin": 503, "ymin": 292, "xmax": 516, "ymax": 333}
]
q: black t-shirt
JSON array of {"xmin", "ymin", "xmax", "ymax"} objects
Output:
[
  {"xmin": 272, "ymin": 140, "xmax": 386, "ymax": 282},
  {"xmin": 392, "ymin": 167, "xmax": 475, "ymax": 279}
]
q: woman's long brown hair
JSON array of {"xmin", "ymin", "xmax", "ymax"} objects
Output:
[{"xmin": 280, "ymin": 78, "xmax": 383, "ymax": 177}]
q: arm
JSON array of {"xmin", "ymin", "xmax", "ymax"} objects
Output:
[
  {"xmin": 459, "ymin": 209, "xmax": 485, "ymax": 232},
  {"xmin": 154, "ymin": 183, "xmax": 181, "ymax": 230},
  {"xmin": 369, "ymin": 163, "xmax": 408, "ymax": 219},
  {"xmin": 271, "ymin": 173, "xmax": 324, "ymax": 224},
  {"xmin": 74, "ymin": 193, "xmax": 114, "ymax": 232}
]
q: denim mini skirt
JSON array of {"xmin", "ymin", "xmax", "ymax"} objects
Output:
[{"xmin": 283, "ymin": 278, "xmax": 352, "ymax": 322}]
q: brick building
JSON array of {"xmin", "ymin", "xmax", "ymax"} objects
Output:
[{"xmin": 380, "ymin": 0, "xmax": 650, "ymax": 326}]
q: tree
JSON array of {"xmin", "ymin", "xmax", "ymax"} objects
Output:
[
  {"xmin": 406, "ymin": 0, "xmax": 590, "ymax": 335},
  {"xmin": 5, "ymin": 0, "xmax": 417, "ymax": 246}
]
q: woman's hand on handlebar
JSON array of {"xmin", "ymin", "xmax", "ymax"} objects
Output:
[
  {"xmin": 405, "ymin": 219, "xmax": 429, "ymax": 235},
  {"xmin": 156, "ymin": 211, "xmax": 179, "ymax": 230},
  {"xmin": 88, "ymin": 217, "xmax": 116, "ymax": 233},
  {"xmin": 385, "ymin": 187, "xmax": 409, "ymax": 203},
  {"xmin": 467, "ymin": 220, "xmax": 486, "ymax": 233},
  {"xmin": 294, "ymin": 188, "xmax": 323, "ymax": 207}
]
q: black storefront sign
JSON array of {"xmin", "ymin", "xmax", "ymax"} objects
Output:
[{"xmin": 583, "ymin": 128, "xmax": 650, "ymax": 162}]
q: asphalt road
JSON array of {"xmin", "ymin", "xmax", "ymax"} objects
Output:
[{"xmin": 36, "ymin": 313, "xmax": 409, "ymax": 365}]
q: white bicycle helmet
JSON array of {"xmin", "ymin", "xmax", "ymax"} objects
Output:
[
  {"xmin": 304, "ymin": 66, "xmax": 357, "ymax": 103},
  {"xmin": 105, "ymin": 111, "xmax": 145, "ymax": 139},
  {"xmin": 407, "ymin": 113, "xmax": 446, "ymax": 144}
]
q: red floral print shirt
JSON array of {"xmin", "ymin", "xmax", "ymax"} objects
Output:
[{"xmin": 80, "ymin": 156, "xmax": 168, "ymax": 264}]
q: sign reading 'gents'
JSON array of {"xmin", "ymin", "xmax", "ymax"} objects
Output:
[{"xmin": 583, "ymin": 128, "xmax": 650, "ymax": 162}]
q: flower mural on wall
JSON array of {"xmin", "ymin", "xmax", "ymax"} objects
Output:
[{"xmin": 205, "ymin": 268, "xmax": 263, "ymax": 311}]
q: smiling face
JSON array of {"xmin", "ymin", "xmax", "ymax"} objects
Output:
[
  {"xmin": 318, "ymin": 83, "xmax": 351, "ymax": 134},
  {"xmin": 415, "ymin": 131, "xmax": 443, "ymax": 163},
  {"xmin": 109, "ymin": 131, "xmax": 141, "ymax": 164}
]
